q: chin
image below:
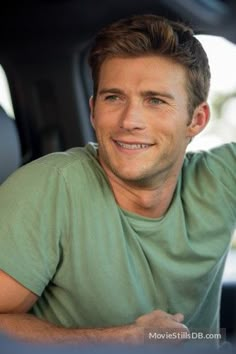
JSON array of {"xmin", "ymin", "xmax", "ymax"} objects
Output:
[{"xmin": 112, "ymin": 168, "xmax": 151, "ymax": 185}]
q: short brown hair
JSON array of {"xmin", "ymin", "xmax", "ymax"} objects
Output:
[{"xmin": 88, "ymin": 14, "xmax": 211, "ymax": 118}]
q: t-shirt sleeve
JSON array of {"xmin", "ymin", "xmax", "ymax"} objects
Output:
[
  {"xmin": 204, "ymin": 142, "xmax": 236, "ymax": 217},
  {"xmin": 0, "ymin": 158, "xmax": 69, "ymax": 296}
]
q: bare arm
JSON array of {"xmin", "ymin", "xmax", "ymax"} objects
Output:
[
  {"xmin": 0, "ymin": 270, "xmax": 188, "ymax": 344},
  {"xmin": 0, "ymin": 313, "xmax": 141, "ymax": 344}
]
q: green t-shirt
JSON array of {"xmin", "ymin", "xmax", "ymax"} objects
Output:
[{"xmin": 0, "ymin": 143, "xmax": 235, "ymax": 333}]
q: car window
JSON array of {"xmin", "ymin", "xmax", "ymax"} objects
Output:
[{"xmin": 0, "ymin": 65, "xmax": 14, "ymax": 118}]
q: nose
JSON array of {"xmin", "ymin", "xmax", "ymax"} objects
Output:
[{"xmin": 119, "ymin": 100, "xmax": 146, "ymax": 131}]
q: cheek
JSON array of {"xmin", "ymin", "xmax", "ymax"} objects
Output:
[{"xmin": 95, "ymin": 114, "xmax": 117, "ymax": 133}]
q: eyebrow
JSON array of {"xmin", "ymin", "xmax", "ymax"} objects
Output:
[
  {"xmin": 98, "ymin": 88, "xmax": 174, "ymax": 100},
  {"xmin": 141, "ymin": 90, "xmax": 174, "ymax": 100},
  {"xmin": 98, "ymin": 88, "xmax": 124, "ymax": 96}
]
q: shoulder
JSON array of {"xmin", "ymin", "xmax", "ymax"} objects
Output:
[
  {"xmin": 29, "ymin": 142, "xmax": 99, "ymax": 172},
  {"xmin": 2, "ymin": 143, "xmax": 98, "ymax": 182},
  {"xmin": 184, "ymin": 142, "xmax": 236, "ymax": 171},
  {"xmin": 182, "ymin": 142, "xmax": 236, "ymax": 194},
  {"xmin": 0, "ymin": 143, "xmax": 102, "ymax": 200}
]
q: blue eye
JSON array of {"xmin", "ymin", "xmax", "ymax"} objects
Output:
[
  {"xmin": 105, "ymin": 95, "xmax": 119, "ymax": 101},
  {"xmin": 149, "ymin": 97, "xmax": 163, "ymax": 105}
]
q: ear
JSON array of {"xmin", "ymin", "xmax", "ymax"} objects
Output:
[
  {"xmin": 187, "ymin": 102, "xmax": 210, "ymax": 139},
  {"xmin": 89, "ymin": 96, "xmax": 95, "ymax": 129}
]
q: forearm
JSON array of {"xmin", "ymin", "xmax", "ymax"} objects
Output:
[{"xmin": 0, "ymin": 314, "xmax": 140, "ymax": 344}]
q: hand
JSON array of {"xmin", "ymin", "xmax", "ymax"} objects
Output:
[{"xmin": 130, "ymin": 309, "xmax": 189, "ymax": 344}]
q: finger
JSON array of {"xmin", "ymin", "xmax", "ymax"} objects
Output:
[{"xmin": 172, "ymin": 313, "xmax": 184, "ymax": 323}]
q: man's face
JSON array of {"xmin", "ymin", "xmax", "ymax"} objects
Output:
[{"xmin": 90, "ymin": 56, "xmax": 206, "ymax": 187}]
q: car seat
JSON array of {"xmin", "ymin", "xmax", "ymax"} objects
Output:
[{"xmin": 0, "ymin": 106, "xmax": 21, "ymax": 183}]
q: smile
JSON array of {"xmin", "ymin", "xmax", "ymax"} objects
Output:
[{"xmin": 115, "ymin": 140, "xmax": 152, "ymax": 150}]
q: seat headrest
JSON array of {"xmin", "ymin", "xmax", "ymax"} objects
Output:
[{"xmin": 0, "ymin": 106, "xmax": 22, "ymax": 183}]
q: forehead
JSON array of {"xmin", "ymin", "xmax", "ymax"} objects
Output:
[{"xmin": 98, "ymin": 56, "xmax": 187, "ymax": 93}]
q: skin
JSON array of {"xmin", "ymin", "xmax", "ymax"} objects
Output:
[
  {"xmin": 90, "ymin": 56, "xmax": 210, "ymax": 218},
  {"xmin": 0, "ymin": 55, "xmax": 209, "ymax": 344}
]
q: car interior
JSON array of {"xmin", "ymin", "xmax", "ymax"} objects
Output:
[{"xmin": 0, "ymin": 0, "xmax": 235, "ymax": 349}]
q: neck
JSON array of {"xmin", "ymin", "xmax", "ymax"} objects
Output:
[{"xmin": 103, "ymin": 169, "xmax": 180, "ymax": 219}]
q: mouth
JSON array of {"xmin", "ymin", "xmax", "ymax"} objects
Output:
[{"xmin": 113, "ymin": 140, "xmax": 153, "ymax": 150}]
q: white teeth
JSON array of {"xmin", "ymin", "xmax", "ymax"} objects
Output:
[{"xmin": 116, "ymin": 141, "xmax": 149, "ymax": 149}]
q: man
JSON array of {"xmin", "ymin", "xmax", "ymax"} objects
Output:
[{"xmin": 0, "ymin": 14, "xmax": 235, "ymax": 344}]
